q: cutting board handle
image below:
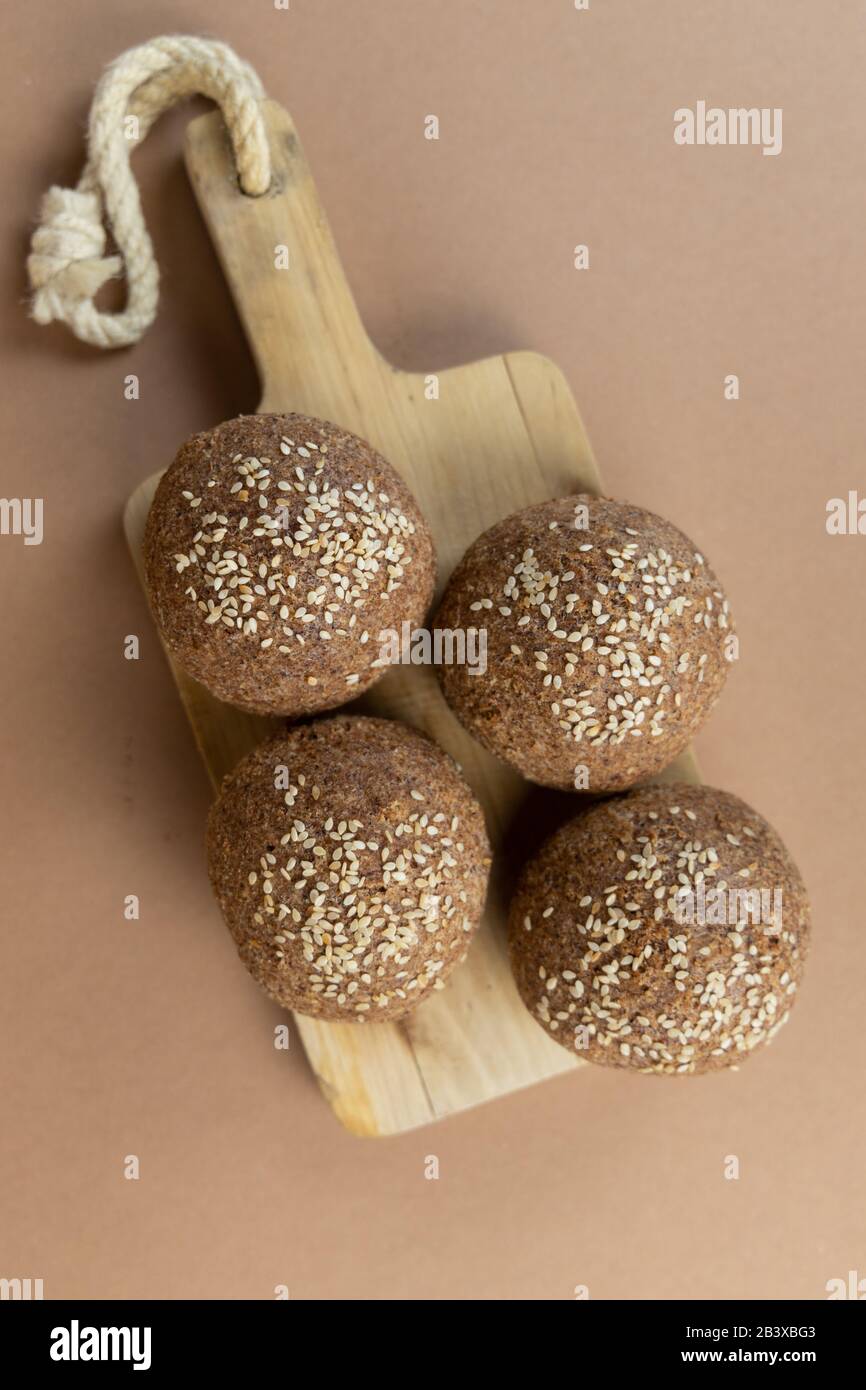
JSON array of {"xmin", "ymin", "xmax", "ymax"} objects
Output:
[{"xmin": 185, "ymin": 100, "xmax": 378, "ymax": 413}]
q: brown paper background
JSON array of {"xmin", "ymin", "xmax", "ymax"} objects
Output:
[{"xmin": 1, "ymin": 0, "xmax": 863, "ymax": 1300}]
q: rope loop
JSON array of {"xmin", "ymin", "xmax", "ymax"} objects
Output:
[{"xmin": 27, "ymin": 35, "xmax": 270, "ymax": 349}]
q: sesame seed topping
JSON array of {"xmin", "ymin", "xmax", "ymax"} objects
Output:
[
  {"xmin": 237, "ymin": 753, "xmax": 482, "ymax": 1019},
  {"xmin": 463, "ymin": 505, "xmax": 730, "ymax": 760},
  {"xmin": 517, "ymin": 790, "xmax": 805, "ymax": 1075},
  {"xmin": 168, "ymin": 445, "xmax": 420, "ymax": 665}
]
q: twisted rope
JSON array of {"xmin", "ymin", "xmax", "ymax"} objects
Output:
[{"xmin": 27, "ymin": 35, "xmax": 270, "ymax": 349}]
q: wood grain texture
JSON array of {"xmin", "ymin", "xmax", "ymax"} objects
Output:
[{"xmin": 124, "ymin": 100, "xmax": 699, "ymax": 1136}]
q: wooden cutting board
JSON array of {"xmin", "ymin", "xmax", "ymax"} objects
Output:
[{"xmin": 124, "ymin": 99, "xmax": 699, "ymax": 1136}]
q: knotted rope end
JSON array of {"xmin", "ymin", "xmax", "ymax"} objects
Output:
[{"xmin": 27, "ymin": 187, "xmax": 121, "ymax": 329}]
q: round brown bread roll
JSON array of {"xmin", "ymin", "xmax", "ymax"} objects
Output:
[
  {"xmin": 434, "ymin": 494, "xmax": 734, "ymax": 791},
  {"xmin": 508, "ymin": 783, "xmax": 809, "ymax": 1074},
  {"xmin": 144, "ymin": 413, "xmax": 436, "ymax": 715},
  {"xmin": 207, "ymin": 715, "xmax": 491, "ymax": 1022}
]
